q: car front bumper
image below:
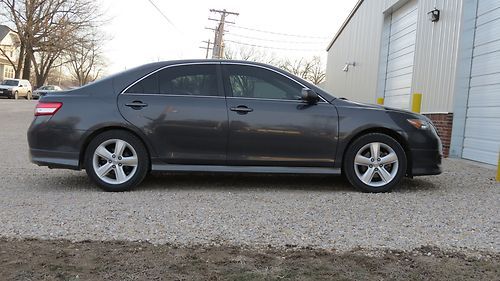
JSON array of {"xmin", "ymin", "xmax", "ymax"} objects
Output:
[
  {"xmin": 410, "ymin": 148, "xmax": 442, "ymax": 176},
  {"xmin": 0, "ymin": 89, "xmax": 13, "ymax": 97}
]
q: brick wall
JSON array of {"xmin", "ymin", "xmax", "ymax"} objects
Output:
[{"xmin": 424, "ymin": 113, "xmax": 453, "ymax": 157}]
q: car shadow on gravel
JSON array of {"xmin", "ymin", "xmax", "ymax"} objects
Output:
[
  {"xmin": 138, "ymin": 173, "xmax": 439, "ymax": 193},
  {"xmin": 34, "ymin": 171, "xmax": 438, "ymax": 193}
]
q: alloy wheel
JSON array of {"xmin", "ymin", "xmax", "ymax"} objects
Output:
[
  {"xmin": 92, "ymin": 139, "xmax": 138, "ymax": 185},
  {"xmin": 353, "ymin": 142, "xmax": 399, "ymax": 187}
]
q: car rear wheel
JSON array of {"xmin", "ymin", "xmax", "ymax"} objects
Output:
[
  {"xmin": 84, "ymin": 130, "xmax": 149, "ymax": 192},
  {"xmin": 14, "ymin": 91, "xmax": 18, "ymax": 100},
  {"xmin": 344, "ymin": 133, "xmax": 407, "ymax": 192},
  {"xmin": 26, "ymin": 91, "xmax": 32, "ymax": 100}
]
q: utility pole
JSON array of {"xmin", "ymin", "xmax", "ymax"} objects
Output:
[
  {"xmin": 208, "ymin": 9, "xmax": 238, "ymax": 59},
  {"xmin": 199, "ymin": 39, "xmax": 212, "ymax": 59}
]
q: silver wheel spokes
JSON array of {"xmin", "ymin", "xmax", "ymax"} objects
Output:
[
  {"xmin": 354, "ymin": 142, "xmax": 399, "ymax": 187},
  {"xmin": 92, "ymin": 139, "xmax": 138, "ymax": 185}
]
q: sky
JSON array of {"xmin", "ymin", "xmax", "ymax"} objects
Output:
[{"xmin": 101, "ymin": 0, "xmax": 358, "ymax": 75}]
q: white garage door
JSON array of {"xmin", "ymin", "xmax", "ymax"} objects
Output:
[
  {"xmin": 462, "ymin": 0, "xmax": 500, "ymax": 165},
  {"xmin": 383, "ymin": 0, "xmax": 418, "ymax": 110}
]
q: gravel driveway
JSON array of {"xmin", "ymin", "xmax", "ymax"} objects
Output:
[{"xmin": 0, "ymin": 99, "xmax": 498, "ymax": 253}]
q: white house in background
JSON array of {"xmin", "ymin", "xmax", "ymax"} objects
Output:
[
  {"xmin": 0, "ymin": 25, "xmax": 19, "ymax": 81},
  {"xmin": 324, "ymin": 0, "xmax": 500, "ymax": 165}
]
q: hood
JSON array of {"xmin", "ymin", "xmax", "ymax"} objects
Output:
[{"xmin": 334, "ymin": 98, "xmax": 426, "ymax": 118}]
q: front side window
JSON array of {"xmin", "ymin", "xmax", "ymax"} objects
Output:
[
  {"xmin": 125, "ymin": 64, "xmax": 219, "ymax": 96},
  {"xmin": 223, "ymin": 64, "xmax": 303, "ymax": 100}
]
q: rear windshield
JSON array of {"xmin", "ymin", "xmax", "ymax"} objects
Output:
[{"xmin": 1, "ymin": 80, "xmax": 19, "ymax": 86}]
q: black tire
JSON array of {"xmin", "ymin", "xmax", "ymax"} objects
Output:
[
  {"xmin": 344, "ymin": 133, "xmax": 407, "ymax": 193},
  {"xmin": 84, "ymin": 130, "xmax": 149, "ymax": 192},
  {"xmin": 26, "ymin": 91, "xmax": 32, "ymax": 100},
  {"xmin": 14, "ymin": 91, "xmax": 18, "ymax": 100}
]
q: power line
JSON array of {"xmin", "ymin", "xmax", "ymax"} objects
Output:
[
  {"xmin": 226, "ymin": 33, "xmax": 328, "ymax": 44},
  {"xmin": 146, "ymin": 0, "xmax": 177, "ymax": 28},
  {"xmin": 206, "ymin": 9, "xmax": 239, "ymax": 59},
  {"xmin": 226, "ymin": 24, "xmax": 329, "ymax": 39},
  {"xmin": 225, "ymin": 39, "xmax": 324, "ymax": 52}
]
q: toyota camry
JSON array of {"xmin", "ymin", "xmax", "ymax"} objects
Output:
[{"xmin": 27, "ymin": 60, "xmax": 442, "ymax": 192}]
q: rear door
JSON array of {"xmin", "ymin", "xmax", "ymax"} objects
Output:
[
  {"xmin": 118, "ymin": 63, "xmax": 228, "ymax": 165},
  {"xmin": 222, "ymin": 63, "xmax": 338, "ymax": 167}
]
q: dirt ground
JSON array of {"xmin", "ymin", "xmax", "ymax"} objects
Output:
[{"xmin": 0, "ymin": 238, "xmax": 498, "ymax": 281}]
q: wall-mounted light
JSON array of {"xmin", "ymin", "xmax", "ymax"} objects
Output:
[
  {"xmin": 427, "ymin": 8, "xmax": 440, "ymax": 22},
  {"xmin": 343, "ymin": 62, "xmax": 356, "ymax": 72}
]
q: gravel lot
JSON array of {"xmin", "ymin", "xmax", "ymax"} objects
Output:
[{"xmin": 0, "ymin": 99, "xmax": 498, "ymax": 253}]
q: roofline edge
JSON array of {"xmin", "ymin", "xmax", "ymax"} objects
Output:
[{"xmin": 326, "ymin": 0, "xmax": 365, "ymax": 52}]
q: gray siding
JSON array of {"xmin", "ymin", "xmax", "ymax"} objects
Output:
[{"xmin": 325, "ymin": 0, "xmax": 464, "ymax": 113}]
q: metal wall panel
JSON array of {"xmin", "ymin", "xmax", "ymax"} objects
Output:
[
  {"xmin": 411, "ymin": 0, "xmax": 464, "ymax": 113},
  {"xmin": 324, "ymin": 0, "xmax": 400, "ymax": 103},
  {"xmin": 325, "ymin": 0, "xmax": 465, "ymax": 113},
  {"xmin": 462, "ymin": 0, "xmax": 500, "ymax": 165}
]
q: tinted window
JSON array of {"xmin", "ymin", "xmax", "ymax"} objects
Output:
[
  {"xmin": 126, "ymin": 72, "xmax": 159, "ymax": 94},
  {"xmin": 158, "ymin": 65, "xmax": 218, "ymax": 96},
  {"xmin": 223, "ymin": 65, "xmax": 302, "ymax": 100},
  {"xmin": 1, "ymin": 80, "xmax": 18, "ymax": 86},
  {"xmin": 125, "ymin": 64, "xmax": 219, "ymax": 96}
]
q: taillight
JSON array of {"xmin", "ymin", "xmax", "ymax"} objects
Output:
[{"xmin": 35, "ymin": 102, "xmax": 63, "ymax": 116}]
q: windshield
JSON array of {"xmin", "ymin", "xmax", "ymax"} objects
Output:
[{"xmin": 1, "ymin": 80, "xmax": 19, "ymax": 86}]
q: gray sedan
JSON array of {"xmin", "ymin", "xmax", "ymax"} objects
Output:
[
  {"xmin": 27, "ymin": 60, "xmax": 442, "ymax": 192},
  {"xmin": 32, "ymin": 85, "xmax": 62, "ymax": 99}
]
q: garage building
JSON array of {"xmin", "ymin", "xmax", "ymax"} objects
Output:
[{"xmin": 324, "ymin": 0, "xmax": 500, "ymax": 165}]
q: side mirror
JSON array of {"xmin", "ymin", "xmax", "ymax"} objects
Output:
[{"xmin": 301, "ymin": 88, "xmax": 320, "ymax": 104}]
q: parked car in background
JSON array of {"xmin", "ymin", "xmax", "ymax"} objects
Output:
[
  {"xmin": 0, "ymin": 79, "xmax": 32, "ymax": 99},
  {"xmin": 28, "ymin": 60, "xmax": 442, "ymax": 192},
  {"xmin": 32, "ymin": 85, "xmax": 62, "ymax": 99}
]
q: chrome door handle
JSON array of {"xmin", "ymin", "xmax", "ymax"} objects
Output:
[
  {"xmin": 125, "ymin": 101, "xmax": 148, "ymax": 109},
  {"xmin": 230, "ymin": 106, "xmax": 253, "ymax": 113}
]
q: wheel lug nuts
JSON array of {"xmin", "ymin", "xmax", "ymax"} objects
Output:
[
  {"xmin": 377, "ymin": 158, "xmax": 381, "ymax": 162},
  {"xmin": 370, "ymin": 158, "xmax": 374, "ymax": 162},
  {"xmin": 112, "ymin": 154, "xmax": 116, "ymax": 158},
  {"xmin": 108, "ymin": 160, "xmax": 112, "ymax": 163},
  {"xmin": 118, "ymin": 163, "xmax": 122, "ymax": 166},
  {"xmin": 375, "ymin": 168, "xmax": 379, "ymax": 171},
  {"xmin": 118, "ymin": 156, "xmax": 122, "ymax": 160},
  {"xmin": 369, "ymin": 164, "xmax": 373, "ymax": 168},
  {"xmin": 112, "ymin": 165, "xmax": 116, "ymax": 168}
]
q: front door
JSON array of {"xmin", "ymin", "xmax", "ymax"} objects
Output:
[
  {"xmin": 222, "ymin": 63, "xmax": 338, "ymax": 167},
  {"xmin": 118, "ymin": 63, "xmax": 228, "ymax": 165}
]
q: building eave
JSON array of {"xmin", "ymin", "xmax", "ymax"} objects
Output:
[{"xmin": 326, "ymin": 0, "xmax": 364, "ymax": 51}]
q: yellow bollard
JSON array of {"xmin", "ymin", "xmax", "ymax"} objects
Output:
[
  {"xmin": 497, "ymin": 151, "xmax": 500, "ymax": 182},
  {"xmin": 377, "ymin": 97, "xmax": 384, "ymax": 105},
  {"xmin": 411, "ymin": 93, "xmax": 422, "ymax": 113}
]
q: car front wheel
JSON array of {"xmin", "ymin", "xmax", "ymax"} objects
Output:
[
  {"xmin": 344, "ymin": 133, "xmax": 407, "ymax": 192},
  {"xmin": 84, "ymin": 130, "xmax": 149, "ymax": 191}
]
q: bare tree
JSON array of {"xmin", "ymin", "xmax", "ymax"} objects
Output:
[
  {"xmin": 0, "ymin": 0, "xmax": 104, "ymax": 87},
  {"xmin": 224, "ymin": 45, "xmax": 326, "ymax": 85},
  {"xmin": 67, "ymin": 31, "xmax": 105, "ymax": 86},
  {"xmin": 279, "ymin": 56, "xmax": 326, "ymax": 85},
  {"xmin": 224, "ymin": 46, "xmax": 278, "ymax": 65}
]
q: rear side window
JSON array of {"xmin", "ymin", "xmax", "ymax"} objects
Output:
[
  {"xmin": 125, "ymin": 64, "xmax": 219, "ymax": 96},
  {"xmin": 125, "ymin": 72, "xmax": 159, "ymax": 94}
]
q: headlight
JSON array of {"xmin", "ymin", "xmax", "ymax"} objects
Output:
[{"xmin": 407, "ymin": 119, "xmax": 430, "ymax": 130}]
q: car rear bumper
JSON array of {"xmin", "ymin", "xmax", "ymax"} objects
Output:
[
  {"xmin": 410, "ymin": 148, "xmax": 442, "ymax": 176},
  {"xmin": 30, "ymin": 148, "xmax": 80, "ymax": 170}
]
